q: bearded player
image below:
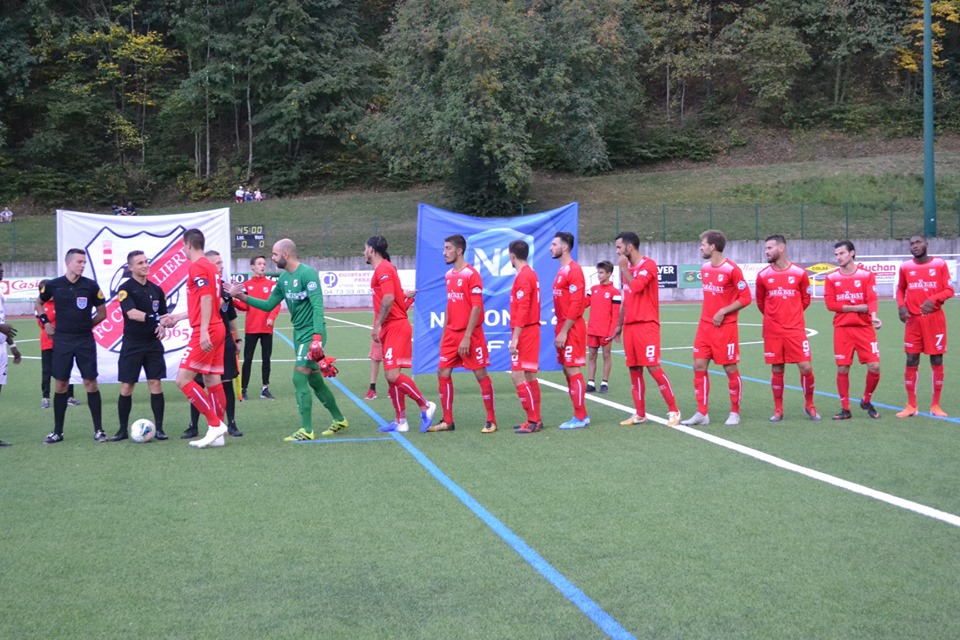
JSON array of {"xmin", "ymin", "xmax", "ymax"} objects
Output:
[{"xmin": 551, "ymin": 232, "xmax": 590, "ymax": 430}]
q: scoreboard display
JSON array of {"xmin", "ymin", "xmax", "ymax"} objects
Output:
[{"xmin": 235, "ymin": 225, "xmax": 266, "ymax": 250}]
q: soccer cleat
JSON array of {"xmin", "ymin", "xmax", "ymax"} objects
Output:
[
  {"xmin": 600, "ymin": 382, "xmax": 609, "ymax": 394},
  {"xmin": 209, "ymin": 435, "xmax": 225, "ymax": 447},
  {"xmin": 426, "ymin": 421, "xmax": 455, "ymax": 432},
  {"xmin": 805, "ymin": 406, "xmax": 822, "ymax": 422},
  {"xmin": 681, "ymin": 412, "xmax": 710, "ymax": 426},
  {"xmin": 481, "ymin": 421, "xmax": 497, "ymax": 434},
  {"xmin": 586, "ymin": 380, "xmax": 596, "ymax": 393},
  {"xmin": 895, "ymin": 405, "xmax": 918, "ymax": 419},
  {"xmin": 108, "ymin": 431, "xmax": 128, "ymax": 442},
  {"xmin": 155, "ymin": 429, "xmax": 169, "ymax": 441},
  {"xmin": 190, "ymin": 424, "xmax": 228, "ymax": 448},
  {"xmin": 724, "ymin": 412, "xmax": 741, "ymax": 427},
  {"xmin": 181, "ymin": 425, "xmax": 198, "ymax": 439},
  {"xmin": 283, "ymin": 428, "xmax": 315, "ymax": 442},
  {"xmin": 768, "ymin": 412, "xmax": 784, "ymax": 423},
  {"xmin": 43, "ymin": 432, "xmax": 63, "ymax": 444},
  {"xmin": 515, "ymin": 420, "xmax": 543, "ymax": 434},
  {"xmin": 241, "ymin": 389, "xmax": 248, "ymax": 401},
  {"xmin": 378, "ymin": 419, "xmax": 409, "ymax": 433},
  {"xmin": 261, "ymin": 387, "xmax": 275, "ymax": 400},
  {"xmin": 41, "ymin": 398, "xmax": 50, "ymax": 409},
  {"xmin": 364, "ymin": 388, "xmax": 377, "ymax": 401},
  {"xmin": 860, "ymin": 400, "xmax": 880, "ymax": 419},
  {"xmin": 0, "ymin": 439, "xmax": 10, "ymax": 446},
  {"xmin": 619, "ymin": 414, "xmax": 647, "ymax": 426},
  {"xmin": 666, "ymin": 411, "xmax": 681, "ymax": 427},
  {"xmin": 420, "ymin": 401, "xmax": 437, "ymax": 433},
  {"xmin": 558, "ymin": 417, "xmax": 589, "ymax": 430},
  {"xmin": 930, "ymin": 405, "xmax": 949, "ymax": 417},
  {"xmin": 227, "ymin": 421, "xmax": 243, "ymax": 437},
  {"xmin": 321, "ymin": 419, "xmax": 349, "ymax": 436},
  {"xmin": 94, "ymin": 430, "xmax": 108, "ymax": 443},
  {"xmin": 67, "ymin": 397, "xmax": 81, "ymax": 407},
  {"xmin": 832, "ymin": 409, "xmax": 852, "ymax": 421}
]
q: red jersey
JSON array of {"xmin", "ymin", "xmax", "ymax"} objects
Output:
[
  {"xmin": 38, "ymin": 299, "xmax": 56, "ymax": 350},
  {"xmin": 755, "ymin": 262, "xmax": 811, "ymax": 337},
  {"xmin": 824, "ymin": 267, "xmax": 878, "ymax": 328},
  {"xmin": 186, "ymin": 256, "xmax": 224, "ymax": 330},
  {"xmin": 896, "ymin": 257, "xmax": 955, "ymax": 316},
  {"xmin": 552, "ymin": 261, "xmax": 586, "ymax": 322},
  {"xmin": 510, "ymin": 265, "xmax": 540, "ymax": 328},
  {"xmin": 586, "ymin": 282, "xmax": 620, "ymax": 337},
  {"xmin": 621, "ymin": 256, "xmax": 659, "ymax": 325},
  {"xmin": 233, "ymin": 275, "xmax": 281, "ymax": 333},
  {"xmin": 445, "ymin": 264, "xmax": 484, "ymax": 331},
  {"xmin": 372, "ymin": 260, "xmax": 411, "ymax": 325},
  {"xmin": 700, "ymin": 259, "xmax": 751, "ymax": 325}
]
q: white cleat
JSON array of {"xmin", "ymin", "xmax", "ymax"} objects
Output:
[
  {"xmin": 724, "ymin": 412, "xmax": 741, "ymax": 427},
  {"xmin": 190, "ymin": 424, "xmax": 228, "ymax": 448},
  {"xmin": 680, "ymin": 412, "xmax": 710, "ymax": 426},
  {"xmin": 396, "ymin": 419, "xmax": 410, "ymax": 432},
  {"xmin": 666, "ymin": 411, "xmax": 681, "ymax": 427},
  {"xmin": 210, "ymin": 435, "xmax": 226, "ymax": 447}
]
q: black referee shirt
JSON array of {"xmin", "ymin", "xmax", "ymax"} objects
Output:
[
  {"xmin": 220, "ymin": 291, "xmax": 238, "ymax": 355},
  {"xmin": 118, "ymin": 277, "xmax": 168, "ymax": 344},
  {"xmin": 38, "ymin": 275, "xmax": 105, "ymax": 337}
]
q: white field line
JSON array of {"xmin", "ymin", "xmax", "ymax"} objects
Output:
[{"xmin": 536, "ymin": 377, "xmax": 960, "ymax": 529}]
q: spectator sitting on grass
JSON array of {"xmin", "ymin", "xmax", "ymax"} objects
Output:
[{"xmin": 0, "ymin": 206, "xmax": 12, "ymax": 223}]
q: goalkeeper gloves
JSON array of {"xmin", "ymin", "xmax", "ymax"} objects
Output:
[
  {"xmin": 308, "ymin": 333, "xmax": 325, "ymax": 361},
  {"xmin": 317, "ymin": 356, "xmax": 339, "ymax": 378}
]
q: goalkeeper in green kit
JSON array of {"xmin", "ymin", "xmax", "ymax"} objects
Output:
[{"xmin": 228, "ymin": 238, "xmax": 348, "ymax": 441}]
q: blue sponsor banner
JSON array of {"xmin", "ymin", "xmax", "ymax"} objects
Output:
[{"xmin": 412, "ymin": 203, "xmax": 579, "ymax": 374}]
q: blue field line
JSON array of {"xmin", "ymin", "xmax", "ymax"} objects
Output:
[
  {"xmin": 660, "ymin": 359, "xmax": 960, "ymax": 425},
  {"xmin": 292, "ymin": 437, "xmax": 393, "ymax": 444}
]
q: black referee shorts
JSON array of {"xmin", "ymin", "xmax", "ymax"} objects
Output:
[
  {"xmin": 118, "ymin": 341, "xmax": 167, "ymax": 383},
  {"xmin": 52, "ymin": 335, "xmax": 98, "ymax": 381}
]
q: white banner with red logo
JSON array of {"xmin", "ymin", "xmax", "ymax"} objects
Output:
[
  {"xmin": 0, "ymin": 276, "xmax": 46, "ymax": 302},
  {"xmin": 57, "ymin": 209, "xmax": 232, "ymax": 383}
]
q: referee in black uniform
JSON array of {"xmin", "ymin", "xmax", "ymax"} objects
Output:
[
  {"xmin": 111, "ymin": 250, "xmax": 169, "ymax": 441},
  {"xmin": 35, "ymin": 248, "xmax": 107, "ymax": 443},
  {"xmin": 182, "ymin": 250, "xmax": 243, "ymax": 439}
]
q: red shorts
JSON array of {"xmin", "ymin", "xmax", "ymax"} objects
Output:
[
  {"xmin": 180, "ymin": 323, "xmax": 226, "ymax": 374},
  {"xmin": 368, "ymin": 338, "xmax": 383, "ymax": 362},
  {"xmin": 555, "ymin": 319, "xmax": 586, "ymax": 367},
  {"xmin": 834, "ymin": 325, "xmax": 880, "ymax": 365},
  {"xmin": 439, "ymin": 327, "xmax": 489, "ymax": 370},
  {"xmin": 587, "ymin": 334, "xmax": 612, "ymax": 349},
  {"xmin": 904, "ymin": 311, "xmax": 948, "ymax": 355},
  {"xmin": 693, "ymin": 321, "xmax": 740, "ymax": 365},
  {"xmin": 763, "ymin": 331, "xmax": 811, "ymax": 365},
  {"xmin": 623, "ymin": 321, "xmax": 660, "ymax": 367},
  {"xmin": 379, "ymin": 320, "xmax": 412, "ymax": 370},
  {"xmin": 511, "ymin": 325, "xmax": 540, "ymax": 372}
]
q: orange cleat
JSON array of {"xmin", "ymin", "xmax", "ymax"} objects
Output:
[
  {"xmin": 895, "ymin": 405, "xmax": 918, "ymax": 418},
  {"xmin": 929, "ymin": 405, "xmax": 949, "ymax": 417}
]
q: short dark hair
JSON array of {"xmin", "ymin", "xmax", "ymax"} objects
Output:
[
  {"xmin": 366, "ymin": 235, "xmax": 391, "ymax": 262},
  {"xmin": 615, "ymin": 231, "xmax": 640, "ymax": 249},
  {"xmin": 700, "ymin": 229, "xmax": 727, "ymax": 253},
  {"xmin": 445, "ymin": 234, "xmax": 466, "ymax": 253},
  {"xmin": 554, "ymin": 232, "xmax": 575, "ymax": 250},
  {"xmin": 183, "ymin": 228, "xmax": 205, "ymax": 250},
  {"xmin": 765, "ymin": 234, "xmax": 786, "ymax": 246},
  {"xmin": 127, "ymin": 250, "xmax": 145, "ymax": 264},
  {"xmin": 65, "ymin": 248, "xmax": 86, "ymax": 261},
  {"xmin": 249, "ymin": 255, "xmax": 267, "ymax": 265},
  {"xmin": 597, "ymin": 260, "xmax": 613, "ymax": 273},
  {"xmin": 834, "ymin": 240, "xmax": 855, "ymax": 253},
  {"xmin": 204, "ymin": 250, "xmax": 220, "ymax": 258},
  {"xmin": 509, "ymin": 239, "xmax": 529, "ymax": 261}
]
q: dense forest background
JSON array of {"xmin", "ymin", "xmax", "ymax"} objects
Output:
[{"xmin": 1, "ymin": 0, "xmax": 959, "ymax": 215}]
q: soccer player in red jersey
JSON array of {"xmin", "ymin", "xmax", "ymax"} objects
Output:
[
  {"xmin": 427, "ymin": 234, "xmax": 497, "ymax": 433},
  {"xmin": 755, "ymin": 234, "xmax": 820, "ymax": 422},
  {"xmin": 681, "ymin": 230, "xmax": 751, "ymax": 427},
  {"xmin": 824, "ymin": 240, "xmax": 882, "ymax": 420},
  {"xmin": 551, "ymin": 232, "xmax": 591, "ymax": 429},
  {"xmin": 166, "ymin": 228, "xmax": 228, "ymax": 448},
  {"xmin": 508, "ymin": 239, "xmax": 543, "ymax": 434},
  {"xmin": 895, "ymin": 234, "xmax": 955, "ymax": 417},
  {"xmin": 612, "ymin": 231, "xmax": 681, "ymax": 427},
  {"xmin": 233, "ymin": 255, "xmax": 281, "ymax": 400},
  {"xmin": 585, "ymin": 261, "xmax": 619, "ymax": 395},
  {"xmin": 364, "ymin": 236, "xmax": 436, "ymax": 433}
]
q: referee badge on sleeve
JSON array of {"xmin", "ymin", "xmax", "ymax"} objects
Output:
[{"xmin": 118, "ymin": 291, "xmax": 128, "ymax": 302}]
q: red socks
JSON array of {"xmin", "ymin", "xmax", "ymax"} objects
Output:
[
  {"xmin": 932, "ymin": 364, "xmax": 944, "ymax": 406},
  {"xmin": 649, "ymin": 367, "xmax": 678, "ymax": 413},
  {"xmin": 726, "ymin": 370, "xmax": 742, "ymax": 414},
  {"xmin": 181, "ymin": 380, "xmax": 220, "ymax": 426},
  {"xmin": 694, "ymin": 370, "xmax": 709, "ymax": 414},
  {"xmin": 567, "ymin": 373, "xmax": 588, "ymax": 420},
  {"xmin": 904, "ymin": 365, "xmax": 919, "ymax": 407},
  {"xmin": 438, "ymin": 376, "xmax": 454, "ymax": 423},
  {"xmin": 479, "ymin": 376, "xmax": 496, "ymax": 423},
  {"xmin": 837, "ymin": 372, "xmax": 850, "ymax": 410},
  {"xmin": 630, "ymin": 368, "xmax": 646, "ymax": 417},
  {"xmin": 771, "ymin": 371, "xmax": 785, "ymax": 413},
  {"xmin": 863, "ymin": 370, "xmax": 880, "ymax": 404}
]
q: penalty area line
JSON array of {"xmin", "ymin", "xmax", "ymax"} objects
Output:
[{"xmin": 537, "ymin": 377, "xmax": 960, "ymax": 530}]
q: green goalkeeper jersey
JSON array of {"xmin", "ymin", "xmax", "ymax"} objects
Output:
[{"xmin": 243, "ymin": 263, "xmax": 326, "ymax": 345}]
